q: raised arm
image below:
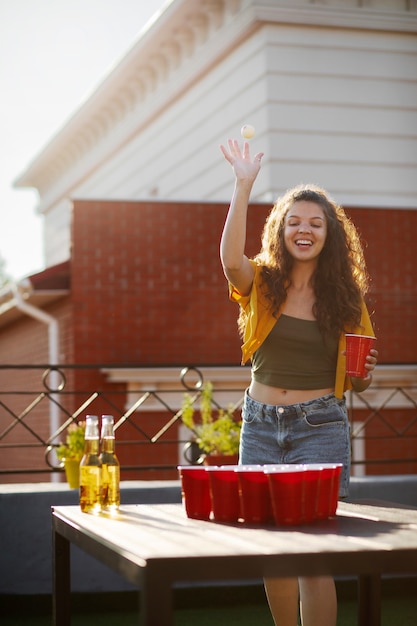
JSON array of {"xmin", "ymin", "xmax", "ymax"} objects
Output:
[{"xmin": 219, "ymin": 139, "xmax": 263, "ymax": 296}]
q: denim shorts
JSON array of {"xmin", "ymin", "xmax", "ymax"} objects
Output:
[{"xmin": 240, "ymin": 390, "xmax": 351, "ymax": 497}]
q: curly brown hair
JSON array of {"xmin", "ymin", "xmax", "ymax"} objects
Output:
[{"xmin": 242, "ymin": 184, "xmax": 370, "ymax": 338}]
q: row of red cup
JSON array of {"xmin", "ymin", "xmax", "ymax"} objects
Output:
[{"xmin": 178, "ymin": 463, "xmax": 343, "ymax": 526}]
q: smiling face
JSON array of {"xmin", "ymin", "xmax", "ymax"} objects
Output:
[{"xmin": 283, "ymin": 200, "xmax": 327, "ymax": 264}]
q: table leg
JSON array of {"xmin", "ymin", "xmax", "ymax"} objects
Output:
[
  {"xmin": 140, "ymin": 565, "xmax": 173, "ymax": 626},
  {"xmin": 52, "ymin": 526, "xmax": 71, "ymax": 626},
  {"xmin": 358, "ymin": 574, "xmax": 381, "ymax": 626}
]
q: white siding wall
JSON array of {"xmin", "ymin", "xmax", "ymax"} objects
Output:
[
  {"xmin": 44, "ymin": 199, "xmax": 72, "ymax": 268},
  {"xmin": 74, "ymin": 31, "xmax": 271, "ymax": 203},
  {"xmin": 263, "ymin": 24, "xmax": 417, "ymax": 206},
  {"xmin": 74, "ymin": 23, "xmax": 417, "ymax": 206},
  {"xmin": 42, "ymin": 14, "xmax": 417, "ymax": 267}
]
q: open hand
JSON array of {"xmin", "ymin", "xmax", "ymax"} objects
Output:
[{"xmin": 220, "ymin": 139, "xmax": 264, "ymax": 185}]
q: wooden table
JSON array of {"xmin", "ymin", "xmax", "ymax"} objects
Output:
[{"xmin": 52, "ymin": 501, "xmax": 417, "ymax": 626}]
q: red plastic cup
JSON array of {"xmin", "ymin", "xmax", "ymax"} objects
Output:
[
  {"xmin": 302, "ymin": 466, "xmax": 322, "ymax": 523},
  {"xmin": 265, "ymin": 466, "xmax": 306, "ymax": 526},
  {"xmin": 316, "ymin": 463, "xmax": 342, "ymax": 519},
  {"xmin": 328, "ymin": 463, "xmax": 343, "ymax": 516},
  {"xmin": 345, "ymin": 334, "xmax": 376, "ymax": 378},
  {"xmin": 236, "ymin": 466, "xmax": 273, "ymax": 524},
  {"xmin": 178, "ymin": 465, "xmax": 211, "ymax": 520},
  {"xmin": 207, "ymin": 466, "xmax": 241, "ymax": 523}
]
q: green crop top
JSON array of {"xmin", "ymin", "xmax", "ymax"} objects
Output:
[
  {"xmin": 251, "ymin": 314, "xmax": 338, "ymax": 390},
  {"xmin": 229, "ymin": 259, "xmax": 375, "ymax": 398}
]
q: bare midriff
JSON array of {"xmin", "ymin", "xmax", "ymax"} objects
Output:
[{"xmin": 249, "ymin": 379, "xmax": 334, "ymax": 406}]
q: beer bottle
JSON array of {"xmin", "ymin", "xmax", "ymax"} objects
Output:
[
  {"xmin": 100, "ymin": 415, "xmax": 120, "ymax": 512},
  {"xmin": 79, "ymin": 415, "xmax": 102, "ymax": 513}
]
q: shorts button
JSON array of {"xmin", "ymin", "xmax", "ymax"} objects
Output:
[{"xmin": 278, "ymin": 407, "xmax": 284, "ymax": 414}]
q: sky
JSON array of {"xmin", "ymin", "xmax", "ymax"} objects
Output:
[{"xmin": 0, "ymin": 0, "xmax": 169, "ymax": 281}]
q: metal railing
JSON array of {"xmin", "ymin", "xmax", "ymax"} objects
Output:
[{"xmin": 0, "ymin": 364, "xmax": 416, "ymax": 478}]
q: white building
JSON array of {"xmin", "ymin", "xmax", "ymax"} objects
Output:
[{"xmin": 15, "ymin": 0, "xmax": 417, "ymax": 270}]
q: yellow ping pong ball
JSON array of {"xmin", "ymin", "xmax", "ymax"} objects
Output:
[{"xmin": 241, "ymin": 124, "xmax": 255, "ymax": 139}]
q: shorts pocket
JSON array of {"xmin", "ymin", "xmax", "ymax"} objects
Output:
[
  {"xmin": 242, "ymin": 398, "xmax": 264, "ymax": 425},
  {"xmin": 303, "ymin": 402, "xmax": 346, "ymax": 427}
]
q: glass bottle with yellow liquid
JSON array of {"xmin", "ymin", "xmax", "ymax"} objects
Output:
[
  {"xmin": 100, "ymin": 415, "xmax": 120, "ymax": 512},
  {"xmin": 79, "ymin": 415, "xmax": 102, "ymax": 513}
]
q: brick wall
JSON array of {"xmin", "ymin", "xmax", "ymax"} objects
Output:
[
  {"xmin": 71, "ymin": 200, "xmax": 417, "ymax": 366},
  {"xmin": 69, "ymin": 199, "xmax": 417, "ymax": 479},
  {"xmin": 346, "ymin": 207, "xmax": 417, "ymax": 363},
  {"xmin": 71, "ymin": 200, "xmax": 244, "ymax": 365},
  {"xmin": 0, "ymin": 199, "xmax": 415, "ymax": 481},
  {"xmin": 0, "ymin": 300, "xmax": 73, "ymax": 481}
]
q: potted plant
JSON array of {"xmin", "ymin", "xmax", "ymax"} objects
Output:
[
  {"xmin": 181, "ymin": 382, "xmax": 241, "ymax": 465},
  {"xmin": 56, "ymin": 420, "xmax": 86, "ymax": 488}
]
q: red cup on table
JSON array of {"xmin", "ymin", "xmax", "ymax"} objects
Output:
[
  {"xmin": 345, "ymin": 334, "xmax": 376, "ymax": 378},
  {"xmin": 328, "ymin": 463, "xmax": 343, "ymax": 516},
  {"xmin": 302, "ymin": 465, "xmax": 322, "ymax": 523},
  {"xmin": 265, "ymin": 465, "xmax": 306, "ymax": 526},
  {"xmin": 207, "ymin": 466, "xmax": 241, "ymax": 523},
  {"xmin": 178, "ymin": 465, "xmax": 211, "ymax": 520},
  {"xmin": 236, "ymin": 465, "xmax": 273, "ymax": 525},
  {"xmin": 316, "ymin": 463, "xmax": 343, "ymax": 519}
]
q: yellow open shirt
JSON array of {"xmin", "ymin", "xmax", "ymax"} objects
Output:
[{"xmin": 229, "ymin": 261, "xmax": 375, "ymax": 399}]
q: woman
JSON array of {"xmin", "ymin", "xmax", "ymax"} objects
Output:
[{"xmin": 219, "ymin": 139, "xmax": 378, "ymax": 626}]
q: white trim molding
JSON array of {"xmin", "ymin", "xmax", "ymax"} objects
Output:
[{"xmin": 102, "ymin": 363, "xmax": 417, "ymax": 411}]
